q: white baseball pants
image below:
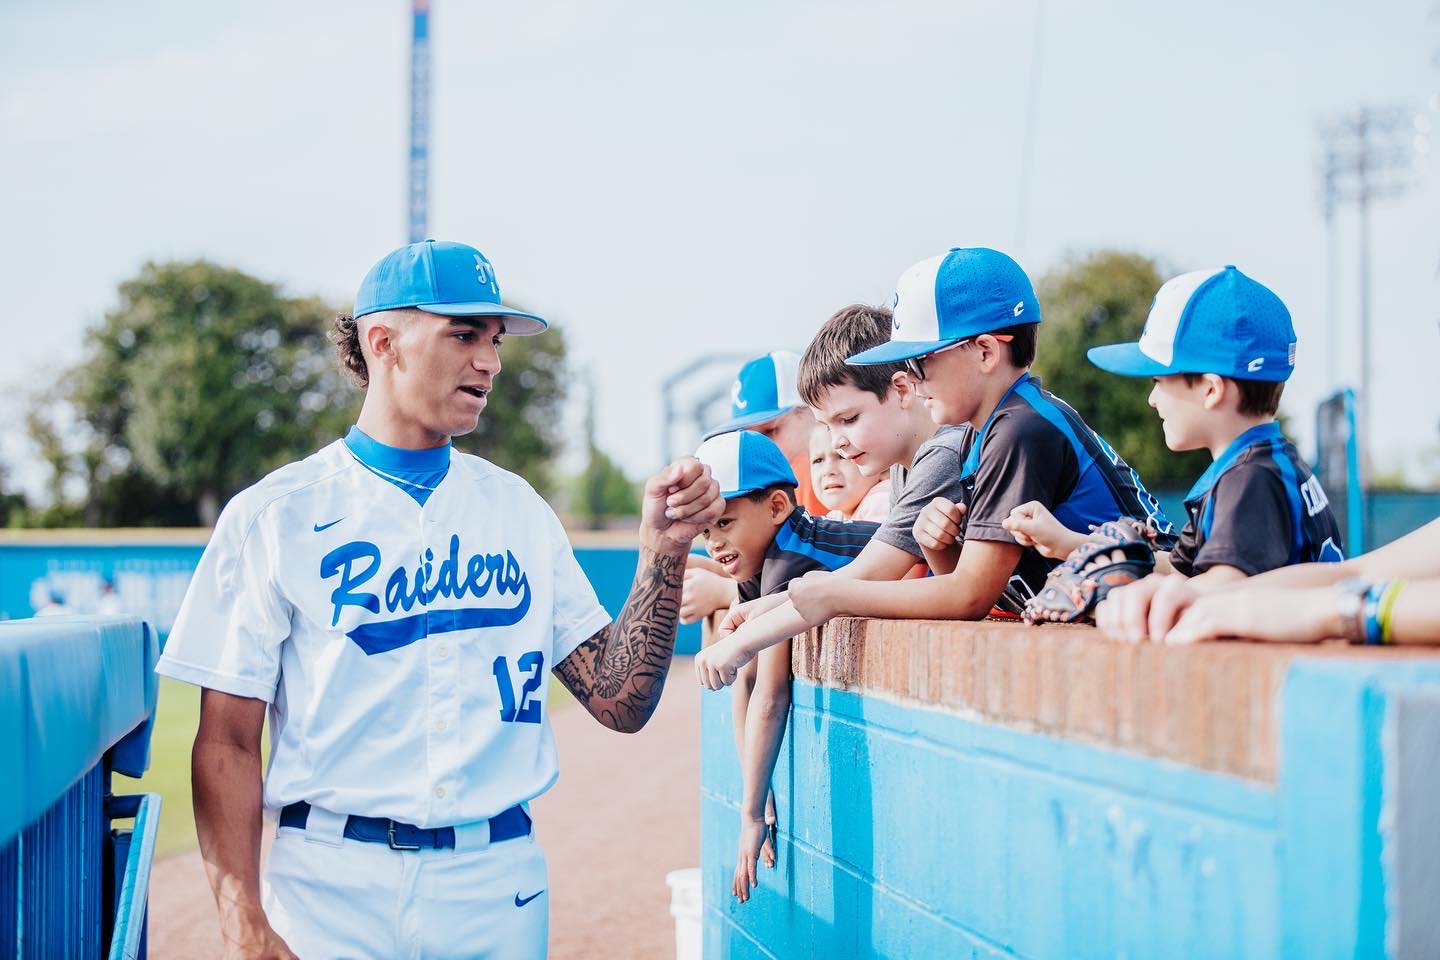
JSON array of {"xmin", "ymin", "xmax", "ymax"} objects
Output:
[{"xmin": 262, "ymin": 806, "xmax": 549, "ymax": 959}]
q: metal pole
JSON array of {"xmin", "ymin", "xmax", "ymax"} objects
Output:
[
  {"xmin": 1356, "ymin": 109, "xmax": 1372, "ymax": 486},
  {"xmin": 1315, "ymin": 101, "xmax": 1414, "ymax": 521},
  {"xmin": 1323, "ymin": 153, "xmax": 1339, "ymax": 392},
  {"xmin": 407, "ymin": 0, "xmax": 431, "ymax": 243},
  {"xmin": 1014, "ymin": 0, "xmax": 1047, "ymax": 257},
  {"xmin": 1344, "ymin": 389, "xmax": 1365, "ymax": 553}
]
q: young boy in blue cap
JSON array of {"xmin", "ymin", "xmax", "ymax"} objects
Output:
[
  {"xmin": 695, "ymin": 247, "xmax": 1174, "ymax": 681},
  {"xmin": 692, "ymin": 302, "xmax": 964, "ymax": 684},
  {"xmin": 692, "ymin": 429, "xmax": 877, "ymax": 905},
  {"xmin": 681, "ymin": 351, "xmax": 826, "ymax": 624},
  {"xmin": 1004, "ymin": 266, "xmax": 1345, "ymax": 642}
]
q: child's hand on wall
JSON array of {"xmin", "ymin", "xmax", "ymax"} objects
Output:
[
  {"xmin": 1095, "ymin": 573, "xmax": 1194, "ymax": 644},
  {"xmin": 681, "ymin": 567, "xmax": 737, "ymax": 624},
  {"xmin": 716, "ymin": 593, "xmax": 788, "ymax": 641},
  {"xmin": 787, "ymin": 570, "xmax": 845, "ymax": 623},
  {"xmin": 1164, "ymin": 585, "xmax": 1339, "ymax": 645}
]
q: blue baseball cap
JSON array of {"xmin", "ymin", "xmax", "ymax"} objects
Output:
[
  {"xmin": 702, "ymin": 351, "xmax": 803, "ymax": 440},
  {"xmin": 1087, "ymin": 266, "xmax": 1296, "ymax": 382},
  {"xmin": 694, "ymin": 430, "xmax": 798, "ymax": 499},
  {"xmin": 354, "ymin": 239, "xmax": 548, "ymax": 335},
  {"xmin": 847, "ymin": 247, "xmax": 1040, "ymax": 365}
]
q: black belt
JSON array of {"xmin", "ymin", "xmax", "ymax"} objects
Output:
[{"xmin": 279, "ymin": 800, "xmax": 531, "ymax": 851}]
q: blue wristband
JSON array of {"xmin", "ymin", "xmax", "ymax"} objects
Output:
[{"xmin": 1361, "ymin": 581, "xmax": 1388, "ymax": 646}]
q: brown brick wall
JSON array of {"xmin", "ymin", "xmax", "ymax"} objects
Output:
[{"xmin": 751, "ymin": 617, "xmax": 1437, "ymax": 782}]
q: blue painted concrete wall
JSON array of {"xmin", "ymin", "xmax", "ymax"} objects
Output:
[
  {"xmin": 700, "ymin": 660, "xmax": 1440, "ymax": 959},
  {"xmin": 0, "ymin": 539, "xmax": 701, "ymax": 653}
]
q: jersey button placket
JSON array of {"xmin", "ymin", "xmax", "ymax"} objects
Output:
[{"xmin": 422, "ymin": 507, "xmax": 460, "ymax": 823}]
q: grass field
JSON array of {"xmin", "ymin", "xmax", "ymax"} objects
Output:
[
  {"xmin": 113, "ymin": 678, "xmax": 202, "ymax": 859},
  {"xmin": 116, "ymin": 676, "xmax": 576, "ymax": 860}
]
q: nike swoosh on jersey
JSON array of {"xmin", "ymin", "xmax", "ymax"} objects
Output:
[
  {"xmin": 346, "ymin": 578, "xmax": 533, "ymax": 656},
  {"xmin": 514, "ymin": 890, "xmax": 545, "ymax": 908},
  {"xmin": 313, "ymin": 518, "xmax": 345, "ymax": 533}
]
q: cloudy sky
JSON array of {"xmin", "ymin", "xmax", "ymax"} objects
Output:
[{"xmin": 2, "ymin": 0, "xmax": 1437, "ymax": 497}]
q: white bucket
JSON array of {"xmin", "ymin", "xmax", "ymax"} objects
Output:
[{"xmin": 665, "ymin": 867, "xmax": 702, "ymax": 960}]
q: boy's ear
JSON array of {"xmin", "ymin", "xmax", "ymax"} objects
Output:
[
  {"xmin": 1200, "ymin": 374, "xmax": 1229, "ymax": 411},
  {"xmin": 768, "ymin": 489, "xmax": 792, "ymax": 522},
  {"xmin": 890, "ymin": 370, "xmax": 915, "ymax": 406},
  {"xmin": 974, "ymin": 334, "xmax": 1007, "ymax": 372}
]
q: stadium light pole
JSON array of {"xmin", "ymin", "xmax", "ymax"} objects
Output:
[
  {"xmin": 1317, "ymin": 151, "xmax": 1340, "ymax": 393},
  {"xmin": 1013, "ymin": 0, "xmax": 1047, "ymax": 258},
  {"xmin": 408, "ymin": 0, "xmax": 432, "ymax": 243},
  {"xmin": 1315, "ymin": 104, "xmax": 1415, "ymax": 484}
]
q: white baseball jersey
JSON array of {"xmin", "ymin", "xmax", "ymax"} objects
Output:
[{"xmin": 156, "ymin": 431, "xmax": 611, "ymax": 827}]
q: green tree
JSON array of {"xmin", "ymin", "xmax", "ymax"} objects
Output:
[
  {"xmin": 23, "ymin": 261, "xmax": 572, "ymax": 526},
  {"xmin": 566, "ymin": 370, "xmax": 639, "ymax": 528},
  {"xmin": 574, "ymin": 446, "xmax": 641, "ymax": 529},
  {"xmin": 0, "ymin": 464, "xmax": 29, "ymax": 528},
  {"xmin": 1032, "ymin": 251, "xmax": 1209, "ymax": 487},
  {"xmin": 32, "ymin": 261, "xmax": 357, "ymax": 526}
]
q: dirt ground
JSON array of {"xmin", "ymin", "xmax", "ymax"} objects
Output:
[{"xmin": 147, "ymin": 658, "xmax": 701, "ymax": 959}]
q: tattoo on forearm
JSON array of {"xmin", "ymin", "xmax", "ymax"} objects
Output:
[{"xmin": 556, "ymin": 548, "xmax": 684, "ymax": 732}]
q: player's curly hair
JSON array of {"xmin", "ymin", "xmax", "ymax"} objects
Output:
[{"xmin": 330, "ymin": 313, "xmax": 369, "ymax": 388}]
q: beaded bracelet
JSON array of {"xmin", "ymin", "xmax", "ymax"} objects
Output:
[
  {"xmin": 1377, "ymin": 579, "xmax": 1408, "ymax": 645},
  {"xmin": 1361, "ymin": 581, "xmax": 1388, "ymax": 646}
]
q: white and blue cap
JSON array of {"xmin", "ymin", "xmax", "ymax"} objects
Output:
[
  {"xmin": 1087, "ymin": 266, "xmax": 1296, "ymax": 382},
  {"xmin": 702, "ymin": 351, "xmax": 803, "ymax": 440},
  {"xmin": 694, "ymin": 430, "xmax": 798, "ymax": 499},
  {"xmin": 354, "ymin": 239, "xmax": 548, "ymax": 334},
  {"xmin": 847, "ymin": 247, "xmax": 1040, "ymax": 365}
]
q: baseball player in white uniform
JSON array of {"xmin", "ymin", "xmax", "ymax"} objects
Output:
[{"xmin": 157, "ymin": 239, "xmax": 722, "ymax": 959}]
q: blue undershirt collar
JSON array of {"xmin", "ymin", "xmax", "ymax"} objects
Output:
[
  {"xmin": 344, "ymin": 426, "xmax": 451, "ymax": 506},
  {"xmin": 344, "ymin": 426, "xmax": 451, "ymax": 471}
]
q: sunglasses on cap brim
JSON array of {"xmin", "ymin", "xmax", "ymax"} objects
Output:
[{"xmin": 904, "ymin": 333, "xmax": 1015, "ymax": 381}]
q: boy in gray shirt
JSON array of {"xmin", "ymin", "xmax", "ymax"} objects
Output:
[
  {"xmin": 696, "ymin": 304, "xmax": 969, "ymax": 687},
  {"xmin": 879, "ymin": 424, "xmax": 969, "ymax": 561}
]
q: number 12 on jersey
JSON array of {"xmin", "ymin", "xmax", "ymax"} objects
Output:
[{"xmin": 493, "ymin": 652, "xmax": 545, "ymax": 724}]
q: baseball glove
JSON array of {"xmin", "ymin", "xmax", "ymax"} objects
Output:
[{"xmin": 1023, "ymin": 518, "xmax": 1157, "ymax": 624}]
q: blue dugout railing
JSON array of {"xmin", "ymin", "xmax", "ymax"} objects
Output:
[{"xmin": 1, "ymin": 616, "xmax": 161, "ymax": 960}]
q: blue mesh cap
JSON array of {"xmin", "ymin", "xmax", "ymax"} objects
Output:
[
  {"xmin": 847, "ymin": 247, "xmax": 1041, "ymax": 365},
  {"xmin": 694, "ymin": 430, "xmax": 798, "ymax": 499},
  {"xmin": 1088, "ymin": 266, "xmax": 1296, "ymax": 382},
  {"xmin": 702, "ymin": 351, "xmax": 802, "ymax": 440},
  {"xmin": 354, "ymin": 239, "xmax": 548, "ymax": 334}
]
